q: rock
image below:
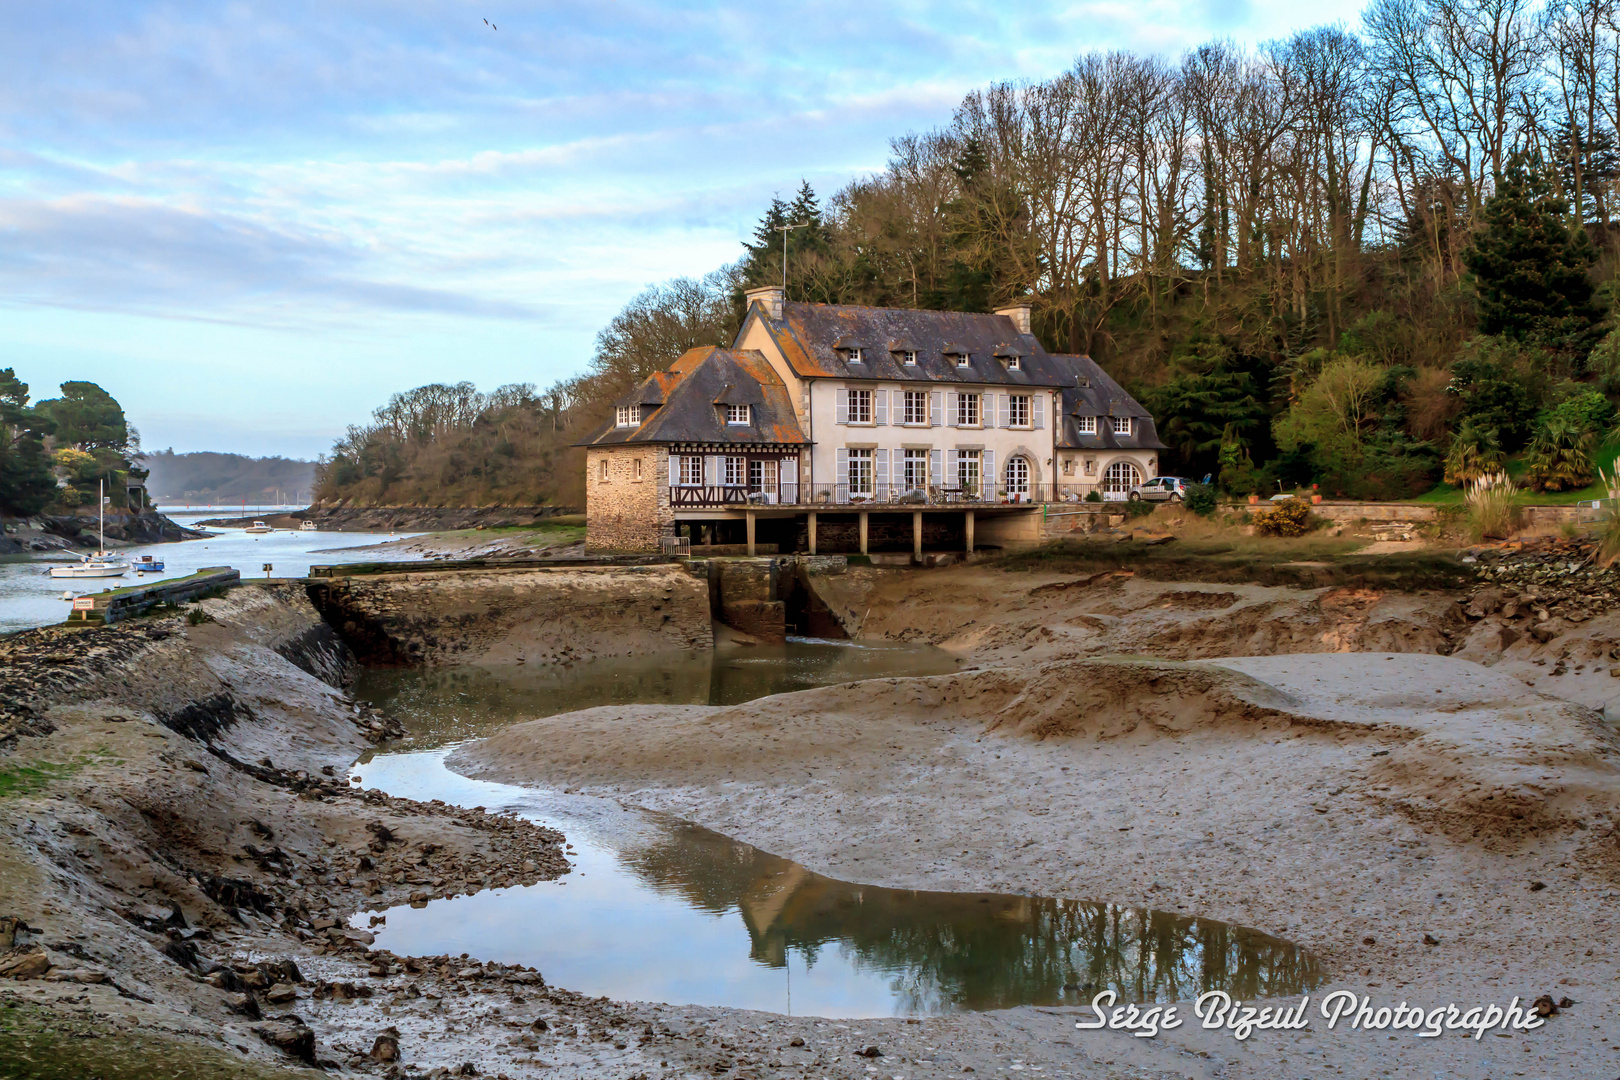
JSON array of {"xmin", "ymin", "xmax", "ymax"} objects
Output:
[
  {"xmin": 1558, "ymin": 996, "xmax": 1574, "ymax": 1009},
  {"xmin": 1362, "ymin": 936, "xmax": 1377, "ymax": 945},
  {"xmin": 1530, "ymin": 880, "xmax": 1547, "ymax": 891},
  {"xmin": 789, "ymin": 1037, "xmax": 805, "ymax": 1047},
  {"xmin": 857, "ymin": 1046, "xmax": 882, "ymax": 1058},
  {"xmin": 266, "ymin": 982, "xmax": 299, "ymax": 1004},
  {"xmin": 370, "ymin": 1033, "xmax": 401, "ymax": 1062},
  {"xmin": 1530, "ymin": 623, "xmax": 1558, "ymax": 643},
  {"xmin": 530, "ymin": 1017, "xmax": 549, "ymax": 1032},
  {"xmin": 1422, "ymin": 933, "xmax": 1440, "ymax": 946},
  {"xmin": 456, "ymin": 1064, "xmax": 480, "ymax": 1077},
  {"xmin": 182, "ymin": 758, "xmax": 209, "ymax": 773},
  {"xmin": 43, "ymin": 968, "xmax": 105, "ymax": 983},
  {"xmin": 344, "ymin": 928, "xmax": 376, "ymax": 945},
  {"xmin": 0, "ymin": 917, "xmax": 28, "ymax": 949},
  {"xmin": 225, "ymin": 992, "xmax": 261, "ymax": 1018},
  {"xmin": 1465, "ymin": 588, "xmax": 1504, "ymax": 618},
  {"xmin": 0, "ymin": 950, "xmax": 52, "ymax": 979},
  {"xmin": 254, "ymin": 1020, "xmax": 317, "ymax": 1065},
  {"xmin": 1532, "ymin": 994, "xmax": 1558, "ymax": 1017}
]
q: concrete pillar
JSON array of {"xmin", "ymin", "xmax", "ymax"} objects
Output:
[
  {"xmin": 858, "ymin": 511, "xmax": 869, "ymax": 555},
  {"xmin": 965, "ymin": 510, "xmax": 975, "ymax": 554},
  {"xmin": 807, "ymin": 512, "xmax": 817, "ymax": 555},
  {"xmin": 913, "ymin": 510, "xmax": 923, "ymax": 561},
  {"xmin": 746, "ymin": 511, "xmax": 756, "ymax": 557}
]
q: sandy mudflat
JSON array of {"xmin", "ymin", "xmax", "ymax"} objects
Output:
[{"xmin": 451, "ymin": 650, "xmax": 1620, "ymax": 1079}]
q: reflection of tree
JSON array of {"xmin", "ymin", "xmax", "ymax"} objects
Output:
[{"xmin": 619, "ymin": 820, "xmax": 1323, "ymax": 1013}]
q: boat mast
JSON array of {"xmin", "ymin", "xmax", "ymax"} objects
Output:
[{"xmin": 99, "ymin": 479, "xmax": 106, "ymax": 555}]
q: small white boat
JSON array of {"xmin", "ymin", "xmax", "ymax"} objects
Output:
[
  {"xmin": 244, "ymin": 521, "xmax": 273, "ymax": 534},
  {"xmin": 133, "ymin": 555, "xmax": 165, "ymax": 573},
  {"xmin": 299, "ymin": 521, "xmax": 318, "ymax": 532},
  {"xmin": 49, "ymin": 481, "xmax": 130, "ymax": 579}
]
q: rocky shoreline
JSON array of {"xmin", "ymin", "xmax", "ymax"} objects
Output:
[
  {"xmin": 0, "ymin": 509, "xmax": 203, "ymax": 554},
  {"xmin": 195, "ymin": 506, "xmax": 580, "ymax": 533}
]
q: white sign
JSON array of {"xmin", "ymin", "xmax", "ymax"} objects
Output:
[{"xmin": 72, "ymin": 597, "xmax": 95, "ymax": 610}]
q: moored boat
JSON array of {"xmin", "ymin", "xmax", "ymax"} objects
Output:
[
  {"xmin": 244, "ymin": 521, "xmax": 273, "ymax": 534},
  {"xmin": 299, "ymin": 520, "xmax": 317, "ymax": 531},
  {"xmin": 48, "ymin": 481, "xmax": 130, "ymax": 579},
  {"xmin": 133, "ymin": 555, "xmax": 165, "ymax": 572}
]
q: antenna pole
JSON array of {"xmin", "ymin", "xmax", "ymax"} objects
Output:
[{"xmin": 775, "ymin": 221, "xmax": 810, "ymax": 295}]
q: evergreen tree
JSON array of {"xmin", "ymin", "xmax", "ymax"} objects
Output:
[
  {"xmin": 1462, "ymin": 151, "xmax": 1604, "ymax": 350},
  {"xmin": 0, "ymin": 369, "xmax": 59, "ymax": 518}
]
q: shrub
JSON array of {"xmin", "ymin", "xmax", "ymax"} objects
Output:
[
  {"xmin": 1465, "ymin": 471, "xmax": 1521, "ymax": 541},
  {"xmin": 1183, "ymin": 482, "xmax": 1218, "ymax": 516},
  {"xmin": 1084, "ymin": 490, "xmax": 1102, "ymax": 502},
  {"xmin": 1523, "ymin": 414, "xmax": 1597, "ymax": 491},
  {"xmin": 1254, "ymin": 497, "xmax": 1313, "ymax": 537},
  {"xmin": 1122, "ymin": 499, "xmax": 1155, "ymax": 519},
  {"xmin": 185, "ymin": 607, "xmax": 215, "ymax": 626},
  {"xmin": 1443, "ymin": 420, "xmax": 1505, "ymax": 486}
]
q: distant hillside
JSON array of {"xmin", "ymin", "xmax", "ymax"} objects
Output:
[{"xmin": 142, "ymin": 449, "xmax": 316, "ymax": 505}]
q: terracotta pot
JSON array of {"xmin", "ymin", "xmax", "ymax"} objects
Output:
[
  {"xmin": 1311, "ymin": 494, "xmax": 1322, "ymax": 504},
  {"xmin": 1247, "ymin": 494, "xmax": 1260, "ymax": 505}
]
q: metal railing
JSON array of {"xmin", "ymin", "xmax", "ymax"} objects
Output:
[{"xmin": 669, "ymin": 482, "xmax": 1130, "ymax": 507}]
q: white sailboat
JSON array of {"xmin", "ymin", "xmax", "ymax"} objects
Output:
[{"xmin": 49, "ymin": 481, "xmax": 131, "ymax": 579}]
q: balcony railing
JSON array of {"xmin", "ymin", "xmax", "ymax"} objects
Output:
[{"xmin": 669, "ymin": 482, "xmax": 1132, "ymax": 508}]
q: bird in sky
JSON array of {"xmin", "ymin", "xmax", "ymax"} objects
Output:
[{"xmin": 484, "ymin": 18, "xmax": 497, "ymax": 29}]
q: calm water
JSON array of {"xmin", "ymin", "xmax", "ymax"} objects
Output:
[
  {"xmin": 0, "ymin": 509, "xmax": 422, "ymax": 634},
  {"xmin": 351, "ymin": 645, "xmax": 1324, "ymax": 1017}
]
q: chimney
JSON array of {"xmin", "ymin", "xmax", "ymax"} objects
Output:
[
  {"xmin": 994, "ymin": 303, "xmax": 1032, "ymax": 335},
  {"xmin": 745, "ymin": 286, "xmax": 785, "ymax": 321}
]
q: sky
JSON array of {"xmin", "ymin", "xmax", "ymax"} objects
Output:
[{"xmin": 1, "ymin": 1, "xmax": 1364, "ymax": 459}]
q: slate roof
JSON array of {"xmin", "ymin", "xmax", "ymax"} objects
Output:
[
  {"xmin": 738, "ymin": 302, "xmax": 1072, "ymax": 387},
  {"xmin": 576, "ymin": 347, "xmax": 809, "ymax": 448},
  {"xmin": 1048, "ymin": 353, "xmax": 1168, "ymax": 451}
]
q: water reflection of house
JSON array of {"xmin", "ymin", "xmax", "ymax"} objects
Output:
[{"xmin": 579, "ymin": 291, "xmax": 1164, "ymax": 554}]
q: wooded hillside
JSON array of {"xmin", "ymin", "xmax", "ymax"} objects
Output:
[{"xmin": 316, "ymin": 0, "xmax": 1620, "ymax": 506}]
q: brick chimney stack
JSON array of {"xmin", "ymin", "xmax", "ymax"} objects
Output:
[{"xmin": 994, "ymin": 303, "xmax": 1032, "ymax": 335}]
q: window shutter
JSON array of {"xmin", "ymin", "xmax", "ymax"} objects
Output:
[
  {"xmin": 836, "ymin": 447, "xmax": 848, "ymax": 496},
  {"xmin": 874, "ymin": 389, "xmax": 888, "ymax": 425},
  {"xmin": 930, "ymin": 392, "xmax": 942, "ymax": 427},
  {"xmin": 946, "ymin": 449, "xmax": 957, "ymax": 486},
  {"xmin": 705, "ymin": 455, "xmax": 718, "ymax": 487},
  {"xmin": 1033, "ymin": 393, "xmax": 1045, "ymax": 429},
  {"xmin": 946, "ymin": 392, "xmax": 958, "ymax": 428},
  {"xmin": 836, "ymin": 388, "xmax": 849, "ymax": 425},
  {"xmin": 930, "ymin": 448, "xmax": 943, "ymax": 486},
  {"xmin": 782, "ymin": 455, "xmax": 798, "ymax": 501},
  {"xmin": 997, "ymin": 394, "xmax": 1009, "ymax": 429},
  {"xmin": 983, "ymin": 449, "xmax": 995, "ymax": 493},
  {"xmin": 874, "ymin": 449, "xmax": 888, "ymax": 496}
]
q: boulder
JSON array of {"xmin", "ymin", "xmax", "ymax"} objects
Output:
[
  {"xmin": 0, "ymin": 950, "xmax": 52, "ymax": 979},
  {"xmin": 253, "ymin": 1020, "xmax": 317, "ymax": 1065}
]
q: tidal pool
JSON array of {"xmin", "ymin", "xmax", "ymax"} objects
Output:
[{"xmin": 351, "ymin": 642, "xmax": 1324, "ymax": 1017}]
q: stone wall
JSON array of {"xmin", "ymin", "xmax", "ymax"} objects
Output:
[
  {"xmin": 307, "ymin": 564, "xmax": 712, "ymax": 666},
  {"xmin": 585, "ymin": 446, "xmax": 668, "ymax": 552}
]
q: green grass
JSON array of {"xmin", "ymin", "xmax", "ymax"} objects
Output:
[
  {"xmin": 1000, "ymin": 537, "xmax": 1476, "ymax": 591},
  {"xmin": 0, "ymin": 758, "xmax": 89, "ymax": 799},
  {"xmin": 1410, "ymin": 434, "xmax": 1620, "ymax": 506}
]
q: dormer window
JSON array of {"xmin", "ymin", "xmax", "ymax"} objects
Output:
[
  {"xmin": 1006, "ymin": 356, "xmax": 1022, "ymax": 370},
  {"xmin": 1112, "ymin": 416, "xmax": 1132, "ymax": 435},
  {"xmin": 954, "ymin": 352, "xmax": 971, "ymax": 367},
  {"xmin": 847, "ymin": 348, "xmax": 864, "ymax": 364},
  {"xmin": 901, "ymin": 350, "xmax": 918, "ymax": 365},
  {"xmin": 1076, "ymin": 416, "xmax": 1097, "ymax": 434},
  {"xmin": 725, "ymin": 404, "xmax": 751, "ymax": 425},
  {"xmin": 615, "ymin": 405, "xmax": 638, "ymax": 427}
]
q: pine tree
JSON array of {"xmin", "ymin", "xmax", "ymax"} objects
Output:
[
  {"xmin": 0, "ymin": 369, "xmax": 59, "ymax": 518},
  {"xmin": 1462, "ymin": 151, "xmax": 1604, "ymax": 350}
]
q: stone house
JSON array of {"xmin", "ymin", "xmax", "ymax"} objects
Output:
[{"xmin": 579, "ymin": 289, "xmax": 1164, "ymax": 553}]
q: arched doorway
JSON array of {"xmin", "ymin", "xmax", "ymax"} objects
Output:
[
  {"xmin": 1103, "ymin": 460, "xmax": 1141, "ymax": 495},
  {"xmin": 1005, "ymin": 455, "xmax": 1030, "ymax": 498}
]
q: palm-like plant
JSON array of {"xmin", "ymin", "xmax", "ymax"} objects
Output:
[
  {"xmin": 1443, "ymin": 420, "xmax": 1505, "ymax": 487},
  {"xmin": 1523, "ymin": 415, "xmax": 1597, "ymax": 492},
  {"xmin": 1597, "ymin": 457, "xmax": 1620, "ymax": 565},
  {"xmin": 1465, "ymin": 471, "xmax": 1520, "ymax": 541}
]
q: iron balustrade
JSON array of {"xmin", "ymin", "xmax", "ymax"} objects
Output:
[{"xmin": 668, "ymin": 482, "xmax": 1127, "ymax": 507}]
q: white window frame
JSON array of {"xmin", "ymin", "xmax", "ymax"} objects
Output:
[
  {"xmin": 1104, "ymin": 460, "xmax": 1141, "ymax": 493},
  {"xmin": 598, "ymin": 458, "xmax": 609, "ymax": 481},
  {"xmin": 723, "ymin": 455, "xmax": 746, "ymax": 487},
  {"xmin": 632, "ymin": 457, "xmax": 643, "ymax": 481},
  {"xmin": 847, "ymin": 447, "xmax": 874, "ymax": 496},
  {"xmin": 847, "ymin": 348, "xmax": 864, "ymax": 364},
  {"xmin": 675, "ymin": 455, "xmax": 702, "ymax": 487},
  {"xmin": 903, "ymin": 390, "xmax": 928, "ymax": 425},
  {"xmin": 956, "ymin": 449, "xmax": 981, "ymax": 496},
  {"xmin": 900, "ymin": 350, "xmax": 918, "ymax": 366},
  {"xmin": 954, "ymin": 351, "xmax": 971, "ymax": 368},
  {"xmin": 1112, "ymin": 416, "xmax": 1132, "ymax": 435},
  {"xmin": 1006, "ymin": 356, "xmax": 1022, "ymax": 370},
  {"xmin": 1008, "ymin": 394, "xmax": 1030, "ymax": 428},
  {"xmin": 848, "ymin": 388, "xmax": 873, "ymax": 424},
  {"xmin": 1006, "ymin": 455, "xmax": 1029, "ymax": 494},
  {"xmin": 615, "ymin": 405, "xmax": 637, "ymax": 427},
  {"xmin": 1077, "ymin": 415, "xmax": 1097, "ymax": 435},
  {"xmin": 902, "ymin": 449, "xmax": 929, "ymax": 491},
  {"xmin": 956, "ymin": 392, "xmax": 981, "ymax": 428},
  {"xmin": 725, "ymin": 404, "xmax": 751, "ymax": 425}
]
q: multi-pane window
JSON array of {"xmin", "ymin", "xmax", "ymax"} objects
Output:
[
  {"xmin": 1006, "ymin": 356, "xmax": 1022, "ymax": 370},
  {"xmin": 676, "ymin": 455, "xmax": 702, "ymax": 486},
  {"xmin": 903, "ymin": 449, "xmax": 929, "ymax": 491},
  {"xmin": 615, "ymin": 405, "xmax": 638, "ymax": 427},
  {"xmin": 1112, "ymin": 416, "xmax": 1132, "ymax": 435},
  {"xmin": 1076, "ymin": 416, "xmax": 1097, "ymax": 434},
  {"xmin": 954, "ymin": 352, "xmax": 971, "ymax": 367},
  {"xmin": 1084, "ymin": 458, "xmax": 1097, "ymax": 476},
  {"xmin": 847, "ymin": 448, "xmax": 874, "ymax": 495},
  {"xmin": 847, "ymin": 348, "xmax": 864, "ymax": 364},
  {"xmin": 901, "ymin": 350, "xmax": 918, "ymax": 366},
  {"xmin": 725, "ymin": 404, "xmax": 750, "ymax": 425},
  {"xmin": 848, "ymin": 389, "xmax": 873, "ymax": 423},
  {"xmin": 1006, "ymin": 456, "xmax": 1029, "ymax": 495},
  {"xmin": 957, "ymin": 449, "xmax": 981, "ymax": 496},
  {"xmin": 903, "ymin": 391, "xmax": 928, "ymax": 425},
  {"xmin": 723, "ymin": 456, "xmax": 746, "ymax": 487},
  {"xmin": 956, "ymin": 392, "xmax": 980, "ymax": 427},
  {"xmin": 1008, "ymin": 394, "xmax": 1030, "ymax": 427}
]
